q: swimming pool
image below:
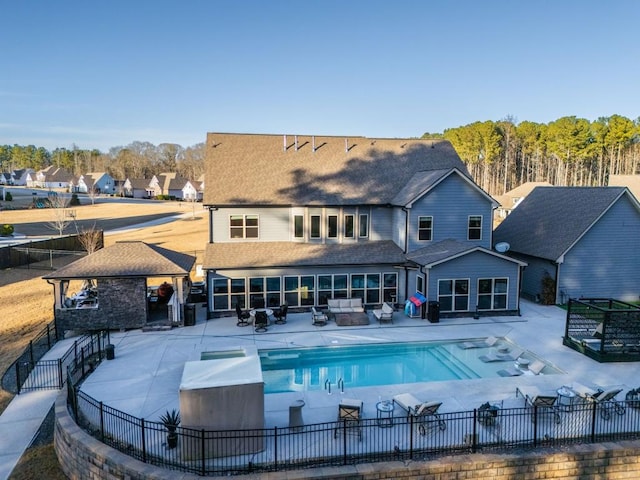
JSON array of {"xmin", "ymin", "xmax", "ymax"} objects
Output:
[{"xmin": 259, "ymin": 340, "xmax": 561, "ymax": 394}]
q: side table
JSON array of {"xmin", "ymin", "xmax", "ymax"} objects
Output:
[{"xmin": 376, "ymin": 400, "xmax": 394, "ymax": 427}]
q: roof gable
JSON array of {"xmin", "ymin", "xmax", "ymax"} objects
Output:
[
  {"xmin": 494, "ymin": 187, "xmax": 632, "ymax": 260},
  {"xmin": 204, "ymin": 133, "xmax": 468, "ymax": 206},
  {"xmin": 406, "ymin": 238, "xmax": 526, "ymax": 267}
]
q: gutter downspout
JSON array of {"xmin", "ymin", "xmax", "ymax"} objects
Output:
[{"xmin": 402, "ymin": 206, "xmax": 410, "ymax": 303}]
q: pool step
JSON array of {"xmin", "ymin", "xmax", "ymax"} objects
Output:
[{"xmin": 428, "ymin": 346, "xmax": 479, "ymax": 379}]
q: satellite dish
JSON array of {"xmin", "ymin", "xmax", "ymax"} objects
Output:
[{"xmin": 495, "ymin": 242, "xmax": 510, "ymax": 253}]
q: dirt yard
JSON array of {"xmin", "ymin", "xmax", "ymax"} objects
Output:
[{"xmin": 0, "ymin": 199, "xmax": 208, "ymax": 479}]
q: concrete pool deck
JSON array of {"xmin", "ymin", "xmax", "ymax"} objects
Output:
[{"xmin": 79, "ymin": 299, "xmax": 639, "ymax": 429}]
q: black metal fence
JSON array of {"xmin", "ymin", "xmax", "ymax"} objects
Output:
[
  {"xmin": 1, "ymin": 324, "xmax": 108, "ymax": 394},
  {"xmin": 66, "ymin": 379, "xmax": 640, "ymax": 476}
]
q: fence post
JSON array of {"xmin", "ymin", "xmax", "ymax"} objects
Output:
[
  {"xmin": 590, "ymin": 401, "xmax": 598, "ymax": 442},
  {"xmin": 409, "ymin": 414, "xmax": 414, "ymax": 459},
  {"xmin": 29, "ymin": 340, "xmax": 34, "ymax": 366},
  {"xmin": 46, "ymin": 324, "xmax": 51, "ymax": 350},
  {"xmin": 274, "ymin": 426, "xmax": 278, "ymax": 471},
  {"xmin": 471, "ymin": 409, "xmax": 478, "ymax": 453},
  {"xmin": 100, "ymin": 401, "xmax": 105, "ymax": 442},
  {"xmin": 57, "ymin": 359, "xmax": 63, "ymax": 389},
  {"xmin": 532, "ymin": 405, "xmax": 538, "ymax": 447},
  {"xmin": 141, "ymin": 418, "xmax": 147, "ymax": 463},
  {"xmin": 15, "ymin": 362, "xmax": 21, "ymax": 394},
  {"xmin": 201, "ymin": 429, "xmax": 206, "ymax": 476},
  {"xmin": 342, "ymin": 419, "xmax": 347, "ymax": 465}
]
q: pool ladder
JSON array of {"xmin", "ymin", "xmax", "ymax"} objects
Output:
[{"xmin": 325, "ymin": 378, "xmax": 345, "ymax": 395}]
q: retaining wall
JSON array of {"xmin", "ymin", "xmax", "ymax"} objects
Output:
[{"xmin": 54, "ymin": 391, "xmax": 640, "ymax": 480}]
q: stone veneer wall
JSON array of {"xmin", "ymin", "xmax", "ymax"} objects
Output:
[
  {"xmin": 56, "ymin": 277, "xmax": 148, "ymax": 331},
  {"xmin": 55, "ymin": 391, "xmax": 640, "ymax": 480}
]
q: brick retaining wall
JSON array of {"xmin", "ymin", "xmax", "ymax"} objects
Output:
[{"xmin": 54, "ymin": 391, "xmax": 640, "ymax": 480}]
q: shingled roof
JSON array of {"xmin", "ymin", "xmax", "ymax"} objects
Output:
[
  {"xmin": 493, "ymin": 187, "xmax": 632, "ymax": 261},
  {"xmin": 406, "ymin": 239, "xmax": 526, "ymax": 267},
  {"xmin": 203, "ymin": 240, "xmax": 406, "ymax": 270},
  {"xmin": 204, "ymin": 133, "xmax": 468, "ymax": 206},
  {"xmin": 43, "ymin": 241, "xmax": 195, "ymax": 279}
]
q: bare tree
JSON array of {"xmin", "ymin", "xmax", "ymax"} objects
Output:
[
  {"xmin": 46, "ymin": 195, "xmax": 72, "ymax": 236},
  {"xmin": 77, "ymin": 224, "xmax": 103, "ymax": 254}
]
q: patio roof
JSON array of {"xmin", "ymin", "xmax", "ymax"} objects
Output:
[
  {"xmin": 43, "ymin": 241, "xmax": 195, "ymax": 280},
  {"xmin": 203, "ymin": 240, "xmax": 406, "ymax": 270}
]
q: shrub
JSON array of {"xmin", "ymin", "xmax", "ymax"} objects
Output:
[
  {"xmin": 1, "ymin": 224, "xmax": 14, "ymax": 236},
  {"xmin": 69, "ymin": 193, "xmax": 81, "ymax": 206},
  {"xmin": 4, "ymin": 191, "xmax": 12, "ymax": 201}
]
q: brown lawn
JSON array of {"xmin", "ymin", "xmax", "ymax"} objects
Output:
[{"xmin": 1, "ymin": 200, "xmax": 208, "ymax": 479}]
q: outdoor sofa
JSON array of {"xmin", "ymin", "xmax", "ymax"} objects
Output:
[{"xmin": 327, "ymin": 298, "xmax": 365, "ymax": 314}]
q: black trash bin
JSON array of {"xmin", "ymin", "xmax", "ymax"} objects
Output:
[
  {"xmin": 184, "ymin": 303, "xmax": 196, "ymax": 326},
  {"xmin": 105, "ymin": 344, "xmax": 115, "ymax": 360},
  {"xmin": 427, "ymin": 301, "xmax": 440, "ymax": 323}
]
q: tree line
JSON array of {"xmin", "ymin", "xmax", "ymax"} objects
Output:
[
  {"xmin": 2, "ymin": 114, "xmax": 639, "ymax": 196},
  {"xmin": 426, "ymin": 114, "xmax": 640, "ymax": 196},
  {"xmin": 0, "ymin": 141, "xmax": 206, "ymax": 182}
]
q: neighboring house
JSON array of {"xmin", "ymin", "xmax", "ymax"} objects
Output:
[
  {"xmin": 149, "ymin": 172, "xmax": 189, "ymax": 199},
  {"xmin": 71, "ymin": 172, "xmax": 116, "ymax": 194},
  {"xmin": 202, "ymin": 133, "xmax": 526, "ymax": 318},
  {"xmin": 182, "ymin": 180, "xmax": 202, "ymax": 201},
  {"xmin": 0, "ymin": 172, "xmax": 11, "ymax": 185},
  {"xmin": 608, "ymin": 174, "xmax": 640, "ymax": 201},
  {"xmin": 28, "ymin": 166, "xmax": 74, "ymax": 189},
  {"xmin": 493, "ymin": 186, "xmax": 640, "ymax": 304},
  {"xmin": 10, "ymin": 168, "xmax": 35, "ymax": 186},
  {"xmin": 495, "ymin": 181, "xmax": 552, "ymax": 220},
  {"xmin": 122, "ymin": 178, "xmax": 153, "ymax": 198}
]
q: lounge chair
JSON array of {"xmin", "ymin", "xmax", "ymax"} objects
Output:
[
  {"xmin": 333, "ymin": 398, "xmax": 363, "ymax": 440},
  {"xmin": 516, "ymin": 386, "xmax": 561, "ymax": 424},
  {"xmin": 497, "ymin": 359, "xmax": 546, "ymax": 377},
  {"xmin": 572, "ymin": 384, "xmax": 626, "ymax": 420},
  {"xmin": 458, "ymin": 336, "xmax": 499, "ymax": 349},
  {"xmin": 392, "ymin": 393, "xmax": 446, "ymax": 434},
  {"xmin": 479, "ymin": 347, "xmax": 525, "ymax": 363}
]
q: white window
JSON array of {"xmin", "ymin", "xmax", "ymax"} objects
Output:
[
  {"xmin": 438, "ymin": 279, "xmax": 469, "ymax": 312},
  {"xmin": 294, "ymin": 215, "xmax": 304, "ymax": 238},
  {"xmin": 418, "ymin": 216, "xmax": 433, "ymax": 241},
  {"xmin": 468, "ymin": 215, "xmax": 482, "ymax": 240},
  {"xmin": 229, "ymin": 214, "xmax": 258, "ymax": 239},
  {"xmin": 327, "ymin": 215, "xmax": 338, "ymax": 238},
  {"xmin": 359, "ymin": 214, "xmax": 369, "ymax": 238},
  {"xmin": 344, "ymin": 215, "xmax": 355, "ymax": 238},
  {"xmin": 310, "ymin": 215, "xmax": 321, "ymax": 239},
  {"xmin": 477, "ymin": 278, "xmax": 508, "ymax": 310}
]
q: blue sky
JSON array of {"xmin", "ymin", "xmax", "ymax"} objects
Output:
[{"xmin": 1, "ymin": 0, "xmax": 639, "ymax": 151}]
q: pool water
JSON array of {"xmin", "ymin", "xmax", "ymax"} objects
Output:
[{"xmin": 259, "ymin": 340, "xmax": 561, "ymax": 394}]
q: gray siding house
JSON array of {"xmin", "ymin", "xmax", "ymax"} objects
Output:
[
  {"xmin": 493, "ymin": 186, "xmax": 640, "ymax": 304},
  {"xmin": 202, "ymin": 133, "xmax": 525, "ymax": 317}
]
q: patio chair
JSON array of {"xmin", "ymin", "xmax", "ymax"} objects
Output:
[
  {"xmin": 333, "ymin": 398, "xmax": 363, "ymax": 440},
  {"xmin": 516, "ymin": 386, "xmax": 561, "ymax": 424},
  {"xmin": 479, "ymin": 347, "xmax": 525, "ymax": 363},
  {"xmin": 458, "ymin": 336, "xmax": 499, "ymax": 349},
  {"xmin": 235, "ymin": 304, "xmax": 251, "ymax": 327},
  {"xmin": 497, "ymin": 359, "xmax": 546, "ymax": 377},
  {"xmin": 273, "ymin": 303, "xmax": 288, "ymax": 324},
  {"xmin": 254, "ymin": 311, "xmax": 268, "ymax": 332},
  {"xmin": 311, "ymin": 307, "xmax": 328, "ymax": 326},
  {"xmin": 392, "ymin": 393, "xmax": 446, "ymax": 434}
]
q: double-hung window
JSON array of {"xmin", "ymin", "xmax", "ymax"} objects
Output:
[
  {"xmin": 327, "ymin": 215, "xmax": 338, "ymax": 238},
  {"xmin": 359, "ymin": 214, "xmax": 369, "ymax": 238},
  {"xmin": 294, "ymin": 215, "xmax": 304, "ymax": 238},
  {"xmin": 344, "ymin": 215, "xmax": 355, "ymax": 238},
  {"xmin": 310, "ymin": 215, "xmax": 321, "ymax": 239},
  {"xmin": 418, "ymin": 216, "xmax": 433, "ymax": 241},
  {"xmin": 230, "ymin": 214, "xmax": 258, "ymax": 239},
  {"xmin": 468, "ymin": 215, "xmax": 482, "ymax": 240}
]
